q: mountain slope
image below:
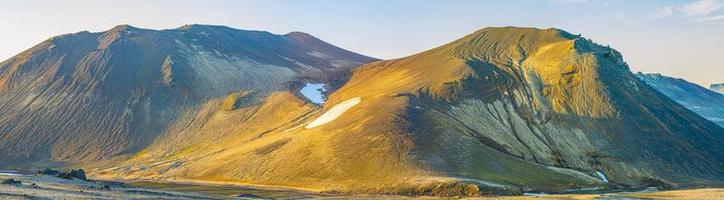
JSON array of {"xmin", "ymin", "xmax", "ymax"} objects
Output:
[
  {"xmin": 0, "ymin": 24, "xmax": 376, "ymax": 167},
  {"xmin": 93, "ymin": 27, "xmax": 724, "ymax": 196},
  {"xmin": 637, "ymin": 73, "xmax": 724, "ymax": 127},
  {"xmin": 319, "ymin": 27, "xmax": 724, "ymax": 190},
  {"xmin": 712, "ymin": 83, "xmax": 724, "ymax": 94}
]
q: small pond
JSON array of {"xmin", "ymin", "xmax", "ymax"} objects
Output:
[{"xmin": 300, "ymin": 83, "xmax": 326, "ymax": 104}]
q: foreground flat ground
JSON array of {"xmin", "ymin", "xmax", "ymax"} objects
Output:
[
  {"xmin": 1, "ymin": 172, "xmax": 722, "ymax": 199},
  {"xmin": 490, "ymin": 189, "xmax": 723, "ymax": 200}
]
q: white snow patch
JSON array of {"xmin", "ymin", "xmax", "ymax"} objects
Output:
[
  {"xmin": 305, "ymin": 97, "xmax": 361, "ymax": 129},
  {"xmin": 709, "ymin": 117, "xmax": 724, "ymax": 122},
  {"xmin": 281, "ymin": 56, "xmax": 318, "ymax": 70},
  {"xmin": 307, "ymin": 51, "xmax": 331, "ymax": 59},
  {"xmin": 596, "ymin": 171, "xmax": 609, "ymax": 183}
]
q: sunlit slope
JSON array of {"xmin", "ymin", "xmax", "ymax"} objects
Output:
[
  {"xmin": 323, "ymin": 27, "xmax": 724, "ymax": 190},
  {"xmin": 0, "ymin": 24, "xmax": 375, "ymax": 167},
  {"xmin": 95, "ymin": 27, "xmax": 723, "ymax": 196}
]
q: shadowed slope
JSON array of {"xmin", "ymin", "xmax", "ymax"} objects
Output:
[
  {"xmin": 711, "ymin": 83, "xmax": 724, "ymax": 94},
  {"xmin": 637, "ymin": 73, "xmax": 724, "ymax": 127}
]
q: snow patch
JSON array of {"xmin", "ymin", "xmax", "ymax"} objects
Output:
[
  {"xmin": 305, "ymin": 97, "xmax": 361, "ymax": 129},
  {"xmin": 596, "ymin": 171, "xmax": 609, "ymax": 183},
  {"xmin": 709, "ymin": 117, "xmax": 724, "ymax": 122},
  {"xmin": 307, "ymin": 51, "xmax": 331, "ymax": 59}
]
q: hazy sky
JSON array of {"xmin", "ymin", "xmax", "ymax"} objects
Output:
[{"xmin": 1, "ymin": 0, "xmax": 722, "ymax": 86}]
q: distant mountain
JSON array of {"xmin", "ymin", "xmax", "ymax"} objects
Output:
[
  {"xmin": 637, "ymin": 73, "xmax": 724, "ymax": 127},
  {"xmin": 712, "ymin": 83, "xmax": 724, "ymax": 94},
  {"xmin": 95, "ymin": 27, "xmax": 724, "ymax": 196},
  {"xmin": 0, "ymin": 24, "xmax": 375, "ymax": 166}
]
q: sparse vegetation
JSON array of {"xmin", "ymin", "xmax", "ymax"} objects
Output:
[{"xmin": 1, "ymin": 178, "xmax": 21, "ymax": 185}]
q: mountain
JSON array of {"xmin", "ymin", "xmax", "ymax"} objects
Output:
[
  {"xmin": 712, "ymin": 83, "xmax": 724, "ymax": 94},
  {"xmin": 88, "ymin": 27, "xmax": 724, "ymax": 196},
  {"xmin": 637, "ymin": 73, "xmax": 724, "ymax": 127},
  {"xmin": 2, "ymin": 26, "xmax": 723, "ymax": 197},
  {"xmin": 0, "ymin": 24, "xmax": 376, "ymax": 167}
]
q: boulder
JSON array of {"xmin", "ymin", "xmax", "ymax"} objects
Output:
[{"xmin": 57, "ymin": 169, "xmax": 87, "ymax": 180}]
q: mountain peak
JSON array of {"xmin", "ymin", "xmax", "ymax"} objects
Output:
[
  {"xmin": 284, "ymin": 31, "xmax": 321, "ymax": 43},
  {"xmin": 449, "ymin": 27, "xmax": 579, "ymax": 56},
  {"xmin": 108, "ymin": 24, "xmax": 141, "ymax": 32},
  {"xmin": 285, "ymin": 31, "xmax": 313, "ymax": 38},
  {"xmin": 466, "ymin": 26, "xmax": 577, "ymax": 40},
  {"xmin": 176, "ymin": 24, "xmax": 233, "ymax": 31},
  {"xmin": 97, "ymin": 24, "xmax": 146, "ymax": 48}
]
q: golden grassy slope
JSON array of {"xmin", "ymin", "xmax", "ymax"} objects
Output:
[{"xmin": 91, "ymin": 91, "xmax": 436, "ymax": 194}]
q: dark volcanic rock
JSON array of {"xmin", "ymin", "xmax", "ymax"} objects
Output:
[
  {"xmin": 37, "ymin": 168, "xmax": 60, "ymax": 176},
  {"xmin": 57, "ymin": 169, "xmax": 87, "ymax": 180}
]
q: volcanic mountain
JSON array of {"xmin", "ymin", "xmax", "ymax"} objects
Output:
[
  {"xmin": 0, "ymin": 24, "xmax": 375, "ymax": 167},
  {"xmin": 637, "ymin": 73, "xmax": 724, "ymax": 127},
  {"xmin": 1, "ymin": 26, "xmax": 723, "ymax": 196}
]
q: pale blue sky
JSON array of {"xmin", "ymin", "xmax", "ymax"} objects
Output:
[{"xmin": 1, "ymin": 0, "xmax": 722, "ymax": 86}]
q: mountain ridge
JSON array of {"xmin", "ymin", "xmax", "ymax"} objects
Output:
[
  {"xmin": 1, "ymin": 26, "xmax": 722, "ymax": 196},
  {"xmin": 84, "ymin": 27, "xmax": 724, "ymax": 196}
]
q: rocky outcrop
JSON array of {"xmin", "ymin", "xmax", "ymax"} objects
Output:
[{"xmin": 57, "ymin": 169, "xmax": 87, "ymax": 180}]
